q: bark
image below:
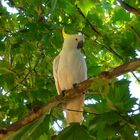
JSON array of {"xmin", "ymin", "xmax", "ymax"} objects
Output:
[{"xmin": 117, "ymin": 0, "xmax": 140, "ymax": 16}]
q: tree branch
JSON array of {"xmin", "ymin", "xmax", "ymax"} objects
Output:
[
  {"xmin": 116, "ymin": 0, "xmax": 140, "ymax": 16},
  {"xmin": 99, "ymin": 58, "xmax": 140, "ymax": 79},
  {"xmin": 129, "ymin": 26, "xmax": 140, "ymax": 41},
  {"xmin": 1, "ymin": 58, "xmax": 140, "ymax": 138}
]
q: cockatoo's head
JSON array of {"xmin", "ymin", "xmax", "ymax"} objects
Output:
[{"xmin": 62, "ymin": 29, "xmax": 84, "ymax": 50}]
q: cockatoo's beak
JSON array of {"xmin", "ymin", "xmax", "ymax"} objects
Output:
[{"xmin": 77, "ymin": 40, "xmax": 83, "ymax": 49}]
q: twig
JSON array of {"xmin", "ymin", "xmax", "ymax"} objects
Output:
[
  {"xmin": 54, "ymin": 106, "xmax": 100, "ymax": 115},
  {"xmin": 116, "ymin": 0, "xmax": 140, "ymax": 16},
  {"xmin": 4, "ymin": 47, "xmax": 45, "ymax": 95},
  {"xmin": 76, "ymin": 5, "xmax": 101, "ymax": 35},
  {"xmin": 8, "ymin": 0, "xmax": 25, "ymax": 12},
  {"xmin": 129, "ymin": 26, "xmax": 140, "ymax": 41},
  {"xmin": 95, "ymin": 41, "xmax": 140, "ymax": 82},
  {"xmin": 1, "ymin": 58, "xmax": 140, "ymax": 137},
  {"xmin": 87, "ymin": 91, "xmax": 109, "ymax": 94},
  {"xmin": 55, "ymin": 120, "xmax": 63, "ymax": 130},
  {"xmin": 4, "ymin": 71, "xmax": 31, "ymax": 95},
  {"xmin": 66, "ymin": 108, "xmax": 100, "ymax": 115},
  {"xmin": 131, "ymin": 72, "xmax": 140, "ymax": 83},
  {"xmin": 131, "ymin": 108, "xmax": 140, "ymax": 114},
  {"xmin": 96, "ymin": 41, "xmax": 123, "ymax": 60}
]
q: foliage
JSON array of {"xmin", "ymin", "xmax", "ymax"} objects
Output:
[{"xmin": 0, "ymin": 0, "xmax": 140, "ymax": 139}]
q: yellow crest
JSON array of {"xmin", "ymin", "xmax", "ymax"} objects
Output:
[{"xmin": 62, "ymin": 28, "xmax": 69, "ymax": 39}]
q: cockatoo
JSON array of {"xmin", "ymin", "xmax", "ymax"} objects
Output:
[{"xmin": 53, "ymin": 29, "xmax": 87, "ymax": 125}]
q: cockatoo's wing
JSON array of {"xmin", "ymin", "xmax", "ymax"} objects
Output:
[{"xmin": 53, "ymin": 55, "xmax": 62, "ymax": 95}]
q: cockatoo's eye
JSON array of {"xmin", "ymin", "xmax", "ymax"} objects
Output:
[{"xmin": 75, "ymin": 38, "xmax": 78, "ymax": 41}]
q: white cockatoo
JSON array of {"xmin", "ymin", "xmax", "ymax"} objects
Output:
[{"xmin": 53, "ymin": 29, "xmax": 87, "ymax": 125}]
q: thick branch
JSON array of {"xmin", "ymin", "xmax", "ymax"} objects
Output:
[
  {"xmin": 117, "ymin": 0, "xmax": 140, "ymax": 16},
  {"xmin": 99, "ymin": 58, "xmax": 140, "ymax": 79},
  {"xmin": 1, "ymin": 58, "xmax": 140, "ymax": 137}
]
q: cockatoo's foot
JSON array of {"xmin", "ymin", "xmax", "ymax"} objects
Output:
[
  {"xmin": 82, "ymin": 91, "xmax": 86, "ymax": 94},
  {"xmin": 61, "ymin": 90, "xmax": 66, "ymax": 97},
  {"xmin": 73, "ymin": 83, "xmax": 78, "ymax": 88},
  {"xmin": 73, "ymin": 83, "xmax": 85, "ymax": 94}
]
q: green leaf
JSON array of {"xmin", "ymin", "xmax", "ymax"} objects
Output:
[
  {"xmin": 38, "ymin": 133, "xmax": 49, "ymax": 140},
  {"xmin": 57, "ymin": 123, "xmax": 92, "ymax": 140},
  {"xmin": 0, "ymin": 41, "xmax": 5, "ymax": 52},
  {"xmin": 120, "ymin": 124, "xmax": 136, "ymax": 140},
  {"xmin": 112, "ymin": 8, "xmax": 130, "ymax": 23},
  {"xmin": 87, "ymin": 13, "xmax": 103, "ymax": 28},
  {"xmin": 102, "ymin": 1, "xmax": 111, "ymax": 10},
  {"xmin": 76, "ymin": 0, "xmax": 94, "ymax": 16},
  {"xmin": 89, "ymin": 111, "xmax": 121, "ymax": 129},
  {"xmin": 0, "ymin": 61, "xmax": 13, "ymax": 74},
  {"xmin": 9, "ymin": 115, "xmax": 50, "ymax": 140},
  {"xmin": 58, "ymin": 0, "xmax": 76, "ymax": 15},
  {"xmin": 51, "ymin": 0, "xmax": 58, "ymax": 12},
  {"xmin": 132, "ymin": 114, "xmax": 140, "ymax": 129},
  {"xmin": 106, "ymin": 80, "xmax": 137, "ymax": 112}
]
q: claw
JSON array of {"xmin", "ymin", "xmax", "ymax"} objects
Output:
[
  {"xmin": 73, "ymin": 83, "xmax": 78, "ymax": 88},
  {"xmin": 82, "ymin": 91, "xmax": 86, "ymax": 94},
  {"xmin": 61, "ymin": 90, "xmax": 66, "ymax": 97}
]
